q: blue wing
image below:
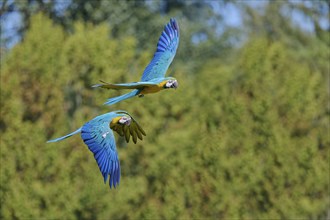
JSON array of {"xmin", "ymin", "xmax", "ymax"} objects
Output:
[
  {"xmin": 48, "ymin": 111, "xmax": 145, "ymax": 189},
  {"xmin": 141, "ymin": 18, "xmax": 180, "ymax": 82},
  {"xmin": 80, "ymin": 113, "xmax": 121, "ymax": 188}
]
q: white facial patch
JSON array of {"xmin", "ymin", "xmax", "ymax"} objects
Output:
[
  {"xmin": 166, "ymin": 80, "xmax": 173, "ymax": 87},
  {"xmin": 165, "ymin": 80, "xmax": 178, "ymax": 88},
  {"xmin": 119, "ymin": 116, "xmax": 131, "ymax": 125}
]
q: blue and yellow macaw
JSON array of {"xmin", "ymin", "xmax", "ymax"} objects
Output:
[
  {"xmin": 47, "ymin": 111, "xmax": 146, "ymax": 188},
  {"xmin": 93, "ymin": 18, "xmax": 180, "ymax": 106}
]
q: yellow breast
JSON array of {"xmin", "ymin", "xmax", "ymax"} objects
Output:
[
  {"xmin": 140, "ymin": 81, "xmax": 167, "ymax": 95},
  {"xmin": 110, "ymin": 116, "xmax": 122, "ymax": 129}
]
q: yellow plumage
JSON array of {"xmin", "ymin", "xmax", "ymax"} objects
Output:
[
  {"xmin": 140, "ymin": 81, "xmax": 167, "ymax": 95},
  {"xmin": 110, "ymin": 117, "xmax": 122, "ymax": 129}
]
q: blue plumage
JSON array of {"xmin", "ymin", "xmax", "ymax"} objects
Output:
[
  {"xmin": 81, "ymin": 116, "xmax": 120, "ymax": 187},
  {"xmin": 141, "ymin": 18, "xmax": 180, "ymax": 81},
  {"xmin": 47, "ymin": 128, "xmax": 81, "ymax": 143},
  {"xmin": 104, "ymin": 89, "xmax": 140, "ymax": 106},
  {"xmin": 93, "ymin": 18, "xmax": 180, "ymax": 106},
  {"xmin": 47, "ymin": 111, "xmax": 146, "ymax": 189}
]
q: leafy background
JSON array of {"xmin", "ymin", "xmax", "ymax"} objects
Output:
[{"xmin": 1, "ymin": 0, "xmax": 329, "ymax": 219}]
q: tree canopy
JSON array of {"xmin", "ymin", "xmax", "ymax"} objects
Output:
[{"xmin": 0, "ymin": 1, "xmax": 329, "ymax": 219}]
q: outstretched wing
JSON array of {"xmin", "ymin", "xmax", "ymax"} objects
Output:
[
  {"xmin": 141, "ymin": 18, "xmax": 180, "ymax": 82},
  {"xmin": 110, "ymin": 111, "xmax": 146, "ymax": 144},
  {"xmin": 80, "ymin": 113, "xmax": 120, "ymax": 188},
  {"xmin": 92, "ymin": 80, "xmax": 158, "ymax": 90}
]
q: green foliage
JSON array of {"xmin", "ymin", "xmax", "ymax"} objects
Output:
[{"xmin": 1, "ymin": 10, "xmax": 328, "ymax": 220}]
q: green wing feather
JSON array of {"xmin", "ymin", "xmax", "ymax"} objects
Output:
[{"xmin": 110, "ymin": 112, "xmax": 146, "ymax": 144}]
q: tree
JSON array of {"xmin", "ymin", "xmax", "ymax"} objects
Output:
[{"xmin": 1, "ymin": 3, "xmax": 328, "ymax": 219}]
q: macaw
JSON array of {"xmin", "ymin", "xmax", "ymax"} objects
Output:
[
  {"xmin": 47, "ymin": 110, "xmax": 146, "ymax": 188},
  {"xmin": 93, "ymin": 18, "xmax": 180, "ymax": 106}
]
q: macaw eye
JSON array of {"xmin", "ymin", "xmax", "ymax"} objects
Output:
[{"xmin": 119, "ymin": 116, "xmax": 131, "ymax": 125}]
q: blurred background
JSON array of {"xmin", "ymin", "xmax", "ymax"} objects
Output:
[{"xmin": 0, "ymin": 0, "xmax": 329, "ymax": 219}]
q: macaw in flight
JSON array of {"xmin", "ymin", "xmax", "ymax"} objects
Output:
[
  {"xmin": 47, "ymin": 111, "xmax": 146, "ymax": 188},
  {"xmin": 93, "ymin": 18, "xmax": 180, "ymax": 106}
]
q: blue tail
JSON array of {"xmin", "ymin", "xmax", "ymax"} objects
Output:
[
  {"xmin": 47, "ymin": 127, "xmax": 82, "ymax": 143},
  {"xmin": 104, "ymin": 89, "xmax": 140, "ymax": 106}
]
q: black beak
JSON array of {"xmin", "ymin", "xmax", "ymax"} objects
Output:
[{"xmin": 172, "ymin": 81, "xmax": 178, "ymax": 88}]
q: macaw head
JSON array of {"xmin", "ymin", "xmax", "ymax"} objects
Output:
[
  {"xmin": 118, "ymin": 116, "xmax": 131, "ymax": 126},
  {"xmin": 164, "ymin": 79, "xmax": 178, "ymax": 89}
]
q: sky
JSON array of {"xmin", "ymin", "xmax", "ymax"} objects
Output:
[
  {"xmin": 1, "ymin": 1, "xmax": 329, "ymax": 49},
  {"xmin": 2, "ymin": 1, "xmax": 240, "ymax": 49}
]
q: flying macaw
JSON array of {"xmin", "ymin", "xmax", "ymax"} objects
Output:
[
  {"xmin": 47, "ymin": 111, "xmax": 146, "ymax": 188},
  {"xmin": 93, "ymin": 18, "xmax": 180, "ymax": 106}
]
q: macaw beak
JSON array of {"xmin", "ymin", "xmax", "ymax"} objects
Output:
[
  {"xmin": 165, "ymin": 79, "xmax": 179, "ymax": 89},
  {"xmin": 173, "ymin": 80, "xmax": 178, "ymax": 89}
]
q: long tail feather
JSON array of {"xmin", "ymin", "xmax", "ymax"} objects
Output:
[
  {"xmin": 47, "ymin": 128, "xmax": 82, "ymax": 143},
  {"xmin": 104, "ymin": 89, "xmax": 140, "ymax": 106},
  {"xmin": 91, "ymin": 80, "xmax": 111, "ymax": 89}
]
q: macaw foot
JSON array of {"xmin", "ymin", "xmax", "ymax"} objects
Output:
[{"xmin": 138, "ymin": 94, "xmax": 145, "ymax": 98}]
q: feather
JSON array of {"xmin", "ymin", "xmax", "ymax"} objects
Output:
[
  {"xmin": 47, "ymin": 109, "xmax": 146, "ymax": 189},
  {"xmin": 92, "ymin": 19, "xmax": 180, "ymax": 106},
  {"xmin": 47, "ymin": 128, "xmax": 82, "ymax": 143},
  {"xmin": 141, "ymin": 18, "xmax": 180, "ymax": 81},
  {"xmin": 104, "ymin": 89, "xmax": 140, "ymax": 106}
]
